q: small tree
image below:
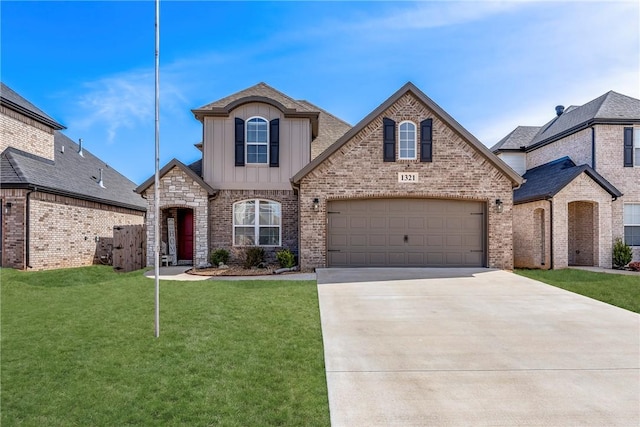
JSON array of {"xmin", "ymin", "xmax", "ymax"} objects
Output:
[{"xmin": 612, "ymin": 238, "xmax": 632, "ymax": 268}]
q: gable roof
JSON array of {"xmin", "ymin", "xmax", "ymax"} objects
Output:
[
  {"xmin": 1, "ymin": 82, "xmax": 65, "ymax": 130},
  {"xmin": 493, "ymin": 91, "xmax": 640, "ymax": 153},
  {"xmin": 514, "ymin": 157, "xmax": 622, "ymax": 204},
  {"xmin": 1, "ymin": 132, "xmax": 146, "ymax": 211},
  {"xmin": 135, "ymin": 158, "xmax": 216, "ymax": 196},
  {"xmin": 490, "ymin": 126, "xmax": 541, "ymax": 152},
  {"xmin": 191, "ymin": 82, "xmax": 321, "ymax": 138},
  {"xmin": 292, "ymin": 82, "xmax": 523, "ymax": 186}
]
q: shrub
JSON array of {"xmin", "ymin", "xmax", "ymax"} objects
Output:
[
  {"xmin": 209, "ymin": 249, "xmax": 230, "ymax": 266},
  {"xmin": 276, "ymin": 249, "xmax": 296, "ymax": 268},
  {"xmin": 612, "ymin": 238, "xmax": 632, "ymax": 268},
  {"xmin": 628, "ymin": 261, "xmax": 640, "ymax": 272},
  {"xmin": 243, "ymin": 247, "xmax": 265, "ymax": 269}
]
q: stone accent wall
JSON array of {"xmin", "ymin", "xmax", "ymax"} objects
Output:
[
  {"xmin": 143, "ymin": 166, "xmax": 210, "ymax": 267},
  {"xmin": 0, "ymin": 106, "xmax": 55, "ymax": 161},
  {"xmin": 513, "ymin": 201, "xmax": 551, "ymax": 269},
  {"xmin": 299, "ymin": 92, "xmax": 516, "ymax": 270},
  {"xmin": 209, "ymin": 189, "xmax": 298, "ymax": 265},
  {"xmin": 551, "ymin": 173, "xmax": 613, "ymax": 269},
  {"xmin": 1, "ymin": 189, "xmax": 144, "ymax": 270},
  {"xmin": 526, "ymin": 127, "xmax": 592, "ymax": 170}
]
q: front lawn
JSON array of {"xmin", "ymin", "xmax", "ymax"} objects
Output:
[
  {"xmin": 1, "ymin": 266, "xmax": 329, "ymax": 426},
  {"xmin": 516, "ymin": 268, "xmax": 640, "ymax": 313}
]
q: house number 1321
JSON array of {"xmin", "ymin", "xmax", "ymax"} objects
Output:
[{"xmin": 398, "ymin": 172, "xmax": 419, "ymax": 183}]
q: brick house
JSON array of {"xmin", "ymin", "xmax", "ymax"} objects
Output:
[
  {"xmin": 0, "ymin": 83, "xmax": 146, "ymax": 270},
  {"xmin": 139, "ymin": 82, "xmax": 522, "ymax": 269},
  {"xmin": 492, "ymin": 91, "xmax": 640, "ymax": 269}
]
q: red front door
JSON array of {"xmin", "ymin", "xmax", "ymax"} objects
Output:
[{"xmin": 178, "ymin": 209, "xmax": 193, "ymax": 261}]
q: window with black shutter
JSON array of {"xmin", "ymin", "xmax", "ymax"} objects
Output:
[
  {"xmin": 383, "ymin": 118, "xmax": 396, "ymax": 162},
  {"xmin": 269, "ymin": 119, "xmax": 279, "ymax": 167},
  {"xmin": 235, "ymin": 117, "xmax": 245, "ymax": 166},
  {"xmin": 623, "ymin": 127, "xmax": 634, "ymax": 167},
  {"xmin": 420, "ymin": 119, "xmax": 433, "ymax": 162}
]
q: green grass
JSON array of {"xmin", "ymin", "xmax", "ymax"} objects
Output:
[
  {"xmin": 516, "ymin": 268, "xmax": 640, "ymax": 313},
  {"xmin": 1, "ymin": 266, "xmax": 329, "ymax": 426}
]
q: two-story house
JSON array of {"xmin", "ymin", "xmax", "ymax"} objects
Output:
[
  {"xmin": 0, "ymin": 82, "xmax": 146, "ymax": 270},
  {"xmin": 492, "ymin": 91, "xmax": 640, "ymax": 269},
  {"xmin": 138, "ymin": 82, "xmax": 522, "ymax": 270}
]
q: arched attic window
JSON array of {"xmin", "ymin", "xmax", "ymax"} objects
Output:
[
  {"xmin": 246, "ymin": 117, "xmax": 269, "ymax": 164},
  {"xmin": 398, "ymin": 121, "xmax": 417, "ymax": 160}
]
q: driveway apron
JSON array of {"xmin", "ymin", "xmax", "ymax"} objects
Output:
[{"xmin": 316, "ymin": 268, "xmax": 640, "ymax": 426}]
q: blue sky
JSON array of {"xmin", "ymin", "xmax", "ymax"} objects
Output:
[{"xmin": 2, "ymin": 1, "xmax": 638, "ymax": 184}]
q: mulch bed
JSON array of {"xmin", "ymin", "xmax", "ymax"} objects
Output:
[{"xmin": 186, "ymin": 265, "xmax": 311, "ymax": 277}]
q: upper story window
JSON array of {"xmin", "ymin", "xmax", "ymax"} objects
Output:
[
  {"xmin": 624, "ymin": 204, "xmax": 640, "ymax": 247},
  {"xmin": 398, "ymin": 121, "xmax": 417, "ymax": 160},
  {"xmin": 246, "ymin": 117, "xmax": 268, "ymax": 164},
  {"xmin": 233, "ymin": 199, "xmax": 281, "ymax": 246}
]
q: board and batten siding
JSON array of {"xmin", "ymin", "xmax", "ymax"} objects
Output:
[
  {"xmin": 203, "ymin": 103, "xmax": 311, "ymax": 190},
  {"xmin": 497, "ymin": 152, "xmax": 526, "ymax": 176}
]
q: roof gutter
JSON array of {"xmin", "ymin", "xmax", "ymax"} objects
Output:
[{"xmin": 1, "ymin": 183, "xmax": 147, "ymax": 212}]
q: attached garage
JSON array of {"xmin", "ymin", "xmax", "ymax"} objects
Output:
[{"xmin": 327, "ymin": 198, "xmax": 485, "ymax": 267}]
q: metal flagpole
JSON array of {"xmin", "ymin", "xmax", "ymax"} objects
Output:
[{"xmin": 154, "ymin": 0, "xmax": 161, "ymax": 338}]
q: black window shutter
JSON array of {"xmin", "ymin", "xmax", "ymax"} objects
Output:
[
  {"xmin": 383, "ymin": 118, "xmax": 396, "ymax": 162},
  {"xmin": 269, "ymin": 119, "xmax": 279, "ymax": 167},
  {"xmin": 235, "ymin": 118, "xmax": 245, "ymax": 166},
  {"xmin": 420, "ymin": 119, "xmax": 433, "ymax": 162},
  {"xmin": 624, "ymin": 127, "xmax": 633, "ymax": 167}
]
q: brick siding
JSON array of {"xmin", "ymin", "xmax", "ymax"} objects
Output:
[
  {"xmin": 299, "ymin": 92, "xmax": 516, "ymax": 270},
  {"xmin": 1, "ymin": 189, "xmax": 144, "ymax": 270},
  {"xmin": 527, "ymin": 128, "xmax": 592, "ymax": 170},
  {"xmin": 209, "ymin": 189, "xmax": 298, "ymax": 265},
  {"xmin": 513, "ymin": 201, "xmax": 551, "ymax": 269},
  {"xmin": 1, "ymin": 106, "xmax": 55, "ymax": 161}
]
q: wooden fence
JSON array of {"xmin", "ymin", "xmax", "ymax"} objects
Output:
[{"xmin": 112, "ymin": 225, "xmax": 146, "ymax": 273}]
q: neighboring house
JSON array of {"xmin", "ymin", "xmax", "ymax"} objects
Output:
[
  {"xmin": 492, "ymin": 91, "xmax": 640, "ymax": 269},
  {"xmin": 0, "ymin": 83, "xmax": 146, "ymax": 270},
  {"xmin": 138, "ymin": 82, "xmax": 522, "ymax": 270}
]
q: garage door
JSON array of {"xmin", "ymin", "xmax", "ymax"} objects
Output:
[{"xmin": 327, "ymin": 199, "xmax": 485, "ymax": 267}]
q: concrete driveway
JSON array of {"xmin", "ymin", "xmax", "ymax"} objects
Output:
[{"xmin": 316, "ymin": 268, "xmax": 640, "ymax": 426}]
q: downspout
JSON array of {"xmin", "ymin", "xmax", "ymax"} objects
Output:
[
  {"xmin": 591, "ymin": 126, "xmax": 596, "ymax": 170},
  {"xmin": 548, "ymin": 197, "xmax": 554, "ymax": 270}
]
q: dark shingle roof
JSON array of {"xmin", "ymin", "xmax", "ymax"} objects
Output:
[
  {"xmin": 196, "ymin": 82, "xmax": 316, "ymax": 113},
  {"xmin": 296, "ymin": 100, "xmax": 351, "ymax": 159},
  {"xmin": 135, "ymin": 158, "xmax": 216, "ymax": 195},
  {"xmin": 0, "ymin": 82, "xmax": 65, "ymax": 130},
  {"xmin": 495, "ymin": 91, "xmax": 640, "ymax": 152},
  {"xmin": 514, "ymin": 157, "xmax": 622, "ymax": 204},
  {"xmin": 491, "ymin": 126, "xmax": 541, "ymax": 152},
  {"xmin": 1, "ymin": 132, "xmax": 146, "ymax": 211}
]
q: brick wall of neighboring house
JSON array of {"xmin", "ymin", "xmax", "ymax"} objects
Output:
[
  {"xmin": 513, "ymin": 200, "xmax": 551, "ymax": 269},
  {"xmin": 1, "ymin": 189, "xmax": 144, "ymax": 270},
  {"xmin": 143, "ymin": 166, "xmax": 210, "ymax": 267},
  {"xmin": 1, "ymin": 188, "xmax": 28, "ymax": 268},
  {"xmin": 526, "ymin": 128, "xmax": 592, "ymax": 170},
  {"xmin": 299, "ymin": 92, "xmax": 516, "ymax": 270},
  {"xmin": 209, "ymin": 189, "xmax": 298, "ymax": 265},
  {"xmin": 594, "ymin": 124, "xmax": 640, "ymax": 261},
  {"xmin": 551, "ymin": 173, "xmax": 613, "ymax": 269},
  {"xmin": 0, "ymin": 106, "xmax": 55, "ymax": 161}
]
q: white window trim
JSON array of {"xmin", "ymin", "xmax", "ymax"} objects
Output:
[
  {"xmin": 624, "ymin": 203, "xmax": 640, "ymax": 247},
  {"xmin": 398, "ymin": 120, "xmax": 417, "ymax": 160},
  {"xmin": 246, "ymin": 116, "xmax": 269, "ymax": 165},
  {"xmin": 233, "ymin": 199, "xmax": 282, "ymax": 247}
]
